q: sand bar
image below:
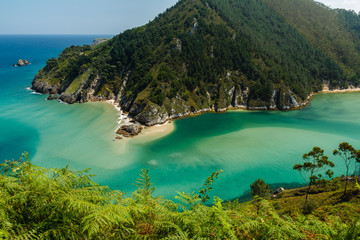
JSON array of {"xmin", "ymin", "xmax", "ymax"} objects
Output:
[
  {"xmin": 134, "ymin": 122, "xmax": 175, "ymax": 143},
  {"xmin": 321, "ymin": 88, "xmax": 360, "ymax": 93}
]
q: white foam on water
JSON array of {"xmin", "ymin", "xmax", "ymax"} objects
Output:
[
  {"xmin": 148, "ymin": 160, "xmax": 158, "ymax": 166},
  {"xmin": 106, "ymin": 100, "xmax": 125, "ymax": 125},
  {"xmin": 57, "ymin": 99, "xmax": 69, "ymax": 105},
  {"xmin": 155, "ymin": 121, "xmax": 169, "ymax": 127}
]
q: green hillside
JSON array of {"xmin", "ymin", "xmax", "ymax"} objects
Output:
[
  {"xmin": 262, "ymin": 0, "xmax": 360, "ymax": 83},
  {"xmin": 32, "ymin": 0, "xmax": 359, "ymax": 126}
]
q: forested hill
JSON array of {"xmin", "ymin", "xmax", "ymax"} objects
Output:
[
  {"xmin": 262, "ymin": 0, "xmax": 360, "ymax": 80},
  {"xmin": 32, "ymin": 0, "xmax": 360, "ymax": 126}
]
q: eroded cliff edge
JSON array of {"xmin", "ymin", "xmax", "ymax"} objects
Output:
[{"xmin": 32, "ymin": 66, "xmax": 310, "ymax": 127}]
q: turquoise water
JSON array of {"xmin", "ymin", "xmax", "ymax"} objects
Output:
[{"xmin": 1, "ymin": 36, "xmax": 360, "ymax": 201}]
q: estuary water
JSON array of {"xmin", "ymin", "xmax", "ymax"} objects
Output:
[{"xmin": 1, "ymin": 35, "xmax": 360, "ymax": 200}]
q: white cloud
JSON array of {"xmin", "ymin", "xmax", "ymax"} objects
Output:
[{"xmin": 317, "ymin": 0, "xmax": 360, "ymax": 12}]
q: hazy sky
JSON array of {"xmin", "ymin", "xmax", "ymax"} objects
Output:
[
  {"xmin": 0, "ymin": 0, "xmax": 359, "ymax": 34},
  {"xmin": 318, "ymin": 0, "xmax": 360, "ymax": 12}
]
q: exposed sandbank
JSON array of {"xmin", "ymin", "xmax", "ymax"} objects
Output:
[{"xmin": 135, "ymin": 122, "xmax": 175, "ymax": 143}]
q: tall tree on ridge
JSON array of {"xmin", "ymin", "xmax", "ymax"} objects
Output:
[
  {"xmin": 354, "ymin": 149, "xmax": 360, "ymax": 177},
  {"xmin": 333, "ymin": 142, "xmax": 357, "ymax": 194},
  {"xmin": 294, "ymin": 147, "xmax": 334, "ymax": 203}
]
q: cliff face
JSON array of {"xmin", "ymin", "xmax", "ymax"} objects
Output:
[
  {"xmin": 32, "ymin": 0, "xmax": 359, "ymax": 126},
  {"xmin": 32, "ymin": 68, "xmax": 305, "ymax": 126}
]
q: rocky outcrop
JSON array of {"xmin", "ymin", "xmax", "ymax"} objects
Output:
[
  {"xmin": 13, "ymin": 59, "xmax": 31, "ymax": 67},
  {"xmin": 91, "ymin": 38, "xmax": 110, "ymax": 46},
  {"xmin": 32, "ymin": 71, "xmax": 112, "ymax": 104},
  {"xmin": 134, "ymin": 104, "xmax": 169, "ymax": 126},
  {"xmin": 116, "ymin": 122, "xmax": 143, "ymax": 137},
  {"xmin": 47, "ymin": 94, "xmax": 59, "ymax": 100},
  {"xmin": 59, "ymin": 93, "xmax": 77, "ymax": 104},
  {"xmin": 31, "ymin": 78, "xmax": 59, "ymax": 94}
]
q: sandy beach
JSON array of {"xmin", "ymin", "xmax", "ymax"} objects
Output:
[
  {"xmin": 321, "ymin": 88, "xmax": 360, "ymax": 93},
  {"xmin": 105, "ymin": 99, "xmax": 176, "ymax": 142},
  {"xmin": 321, "ymin": 83, "xmax": 360, "ymax": 93},
  {"xmin": 135, "ymin": 122, "xmax": 175, "ymax": 143}
]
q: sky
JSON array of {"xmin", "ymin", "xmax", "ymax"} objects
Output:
[
  {"xmin": 0, "ymin": 0, "xmax": 359, "ymax": 34},
  {"xmin": 0, "ymin": 0, "xmax": 178, "ymax": 34},
  {"xmin": 318, "ymin": 0, "xmax": 360, "ymax": 12}
]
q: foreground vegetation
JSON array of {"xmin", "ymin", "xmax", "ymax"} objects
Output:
[{"xmin": 0, "ymin": 152, "xmax": 359, "ymax": 239}]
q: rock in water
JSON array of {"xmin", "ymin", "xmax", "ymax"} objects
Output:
[
  {"xmin": 116, "ymin": 122, "xmax": 143, "ymax": 137},
  {"xmin": 17, "ymin": 59, "xmax": 25, "ymax": 66},
  {"xmin": 47, "ymin": 94, "xmax": 59, "ymax": 100},
  {"xmin": 13, "ymin": 59, "xmax": 31, "ymax": 67}
]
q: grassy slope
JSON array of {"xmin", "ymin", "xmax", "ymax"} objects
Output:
[{"xmin": 274, "ymin": 179, "xmax": 360, "ymax": 220}]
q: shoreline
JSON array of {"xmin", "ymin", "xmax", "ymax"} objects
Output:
[
  {"xmin": 105, "ymin": 99, "xmax": 175, "ymax": 142},
  {"xmin": 320, "ymin": 88, "xmax": 360, "ymax": 93},
  {"xmin": 135, "ymin": 121, "xmax": 175, "ymax": 143},
  {"xmin": 104, "ymin": 87, "xmax": 360, "ymax": 140},
  {"xmin": 297, "ymin": 87, "xmax": 360, "ymax": 111},
  {"xmin": 31, "ymin": 86, "xmax": 360, "ymax": 141}
]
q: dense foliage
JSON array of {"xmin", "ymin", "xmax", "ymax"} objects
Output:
[
  {"xmin": 0, "ymin": 153, "xmax": 359, "ymax": 239},
  {"xmin": 250, "ymin": 179, "xmax": 271, "ymax": 199},
  {"xmin": 206, "ymin": 0, "xmax": 343, "ymax": 97},
  {"xmin": 33, "ymin": 0, "xmax": 360, "ymax": 125},
  {"xmin": 333, "ymin": 142, "xmax": 360, "ymax": 194},
  {"xmin": 262, "ymin": 0, "xmax": 360, "ymax": 83}
]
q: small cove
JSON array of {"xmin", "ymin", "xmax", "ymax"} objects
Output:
[{"xmin": 1, "ymin": 35, "xmax": 360, "ymax": 200}]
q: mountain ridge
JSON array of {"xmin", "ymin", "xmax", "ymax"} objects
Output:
[{"xmin": 32, "ymin": 0, "xmax": 360, "ymax": 129}]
